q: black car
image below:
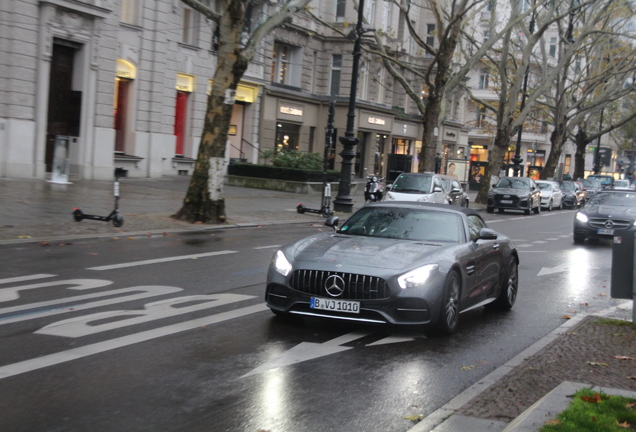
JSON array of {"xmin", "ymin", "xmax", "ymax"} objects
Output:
[
  {"xmin": 487, "ymin": 177, "xmax": 541, "ymax": 215},
  {"xmin": 580, "ymin": 178, "xmax": 603, "ymax": 201},
  {"xmin": 573, "ymin": 190, "xmax": 636, "ymax": 243},
  {"xmin": 266, "ymin": 202, "xmax": 519, "ymax": 334},
  {"xmin": 558, "ymin": 180, "xmax": 585, "ymax": 209},
  {"xmin": 587, "ymin": 174, "xmax": 615, "ymax": 190}
]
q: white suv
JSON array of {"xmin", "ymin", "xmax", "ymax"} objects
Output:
[{"xmin": 385, "ymin": 173, "xmax": 448, "ymax": 203}]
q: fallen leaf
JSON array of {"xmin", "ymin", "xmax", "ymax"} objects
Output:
[
  {"xmin": 613, "ymin": 356, "xmax": 636, "ymax": 360},
  {"xmin": 89, "ymin": 253, "xmax": 98, "ymax": 256},
  {"xmin": 17, "ymin": 235, "xmax": 32, "ymax": 239},
  {"xmin": 586, "ymin": 362, "xmax": 609, "ymax": 367},
  {"xmin": 561, "ymin": 315, "xmax": 572, "ymax": 319},
  {"xmin": 460, "ymin": 364, "xmax": 477, "ymax": 371},
  {"xmin": 40, "ymin": 241, "xmax": 49, "ymax": 246},
  {"xmin": 127, "ymin": 237, "xmax": 134, "ymax": 240},
  {"xmin": 617, "ymin": 420, "xmax": 631, "ymax": 428},
  {"xmin": 544, "ymin": 419, "xmax": 560, "ymax": 426},
  {"xmin": 404, "ymin": 415, "xmax": 423, "ymax": 422},
  {"xmin": 163, "ymin": 232, "xmax": 167, "ymax": 236},
  {"xmin": 580, "ymin": 393, "xmax": 603, "ymax": 404},
  {"xmin": 598, "ymin": 293, "xmax": 607, "ymax": 296},
  {"xmin": 627, "ymin": 402, "xmax": 636, "ymax": 408},
  {"xmin": 112, "ymin": 237, "xmax": 120, "ymax": 240},
  {"xmin": 146, "ymin": 233, "xmax": 152, "ymax": 237},
  {"xmin": 628, "ymin": 376, "xmax": 636, "ymax": 380},
  {"xmin": 580, "ymin": 302, "xmax": 588, "ymax": 306}
]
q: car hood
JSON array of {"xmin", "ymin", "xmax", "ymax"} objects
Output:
[
  {"xmin": 386, "ymin": 191, "xmax": 429, "ymax": 201},
  {"xmin": 539, "ymin": 190, "xmax": 553, "ymax": 197},
  {"xmin": 584, "ymin": 204, "xmax": 636, "ymax": 218},
  {"xmin": 290, "ymin": 233, "xmax": 448, "ymax": 271},
  {"xmin": 492, "ymin": 188, "xmax": 530, "ymax": 196}
]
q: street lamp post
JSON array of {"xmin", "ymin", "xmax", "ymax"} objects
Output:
[
  {"xmin": 593, "ymin": 108, "xmax": 605, "ymax": 174},
  {"xmin": 333, "ymin": 0, "xmax": 366, "ymax": 213}
]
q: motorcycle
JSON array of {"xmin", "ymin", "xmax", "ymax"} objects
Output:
[{"xmin": 364, "ymin": 176, "xmax": 384, "ymax": 203}]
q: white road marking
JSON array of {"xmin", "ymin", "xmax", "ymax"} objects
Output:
[
  {"xmin": 559, "ymin": 235, "xmax": 570, "ymax": 238},
  {"xmin": 517, "ymin": 250, "xmax": 547, "ymax": 253},
  {"xmin": 38, "ymin": 294, "xmax": 255, "ymax": 338},
  {"xmin": 0, "ymin": 274, "xmax": 55, "ymax": 285},
  {"xmin": 243, "ymin": 331, "xmax": 371, "ymax": 378},
  {"xmin": 533, "ymin": 241, "xmax": 547, "ymax": 244},
  {"xmin": 87, "ymin": 250, "xmax": 238, "ymax": 271},
  {"xmin": 545, "ymin": 238, "xmax": 560, "ymax": 241},
  {"xmin": 0, "ymin": 286, "xmax": 183, "ymax": 325},
  {"xmin": 516, "ymin": 244, "xmax": 533, "ymax": 248},
  {"xmin": 253, "ymin": 245, "xmax": 281, "ymax": 250},
  {"xmin": 485, "ymin": 219, "xmax": 505, "ymax": 223},
  {"xmin": 0, "ymin": 303, "xmax": 268, "ymax": 380},
  {"xmin": 538, "ymin": 263, "xmax": 570, "ymax": 276},
  {"xmin": 367, "ymin": 335, "xmax": 419, "ymax": 346},
  {"xmin": 0, "ymin": 279, "xmax": 113, "ymax": 304}
]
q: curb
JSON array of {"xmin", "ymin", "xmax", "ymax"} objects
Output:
[{"xmin": 408, "ymin": 301, "xmax": 633, "ymax": 432}]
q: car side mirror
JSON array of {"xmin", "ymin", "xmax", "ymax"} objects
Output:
[
  {"xmin": 492, "ymin": 184, "xmax": 498, "ymax": 188},
  {"xmin": 477, "ymin": 228, "xmax": 498, "ymax": 241},
  {"xmin": 386, "ymin": 183, "xmax": 392, "ymax": 190},
  {"xmin": 434, "ymin": 186, "xmax": 443, "ymax": 193},
  {"xmin": 452, "ymin": 187, "xmax": 461, "ymax": 193},
  {"xmin": 324, "ymin": 216, "xmax": 339, "ymax": 229}
]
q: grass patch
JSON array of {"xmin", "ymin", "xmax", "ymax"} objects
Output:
[
  {"xmin": 540, "ymin": 388, "xmax": 636, "ymax": 431},
  {"xmin": 595, "ymin": 318, "xmax": 636, "ymax": 329}
]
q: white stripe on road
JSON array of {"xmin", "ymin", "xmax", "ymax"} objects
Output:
[
  {"xmin": 87, "ymin": 251, "xmax": 238, "ymax": 271},
  {"xmin": 533, "ymin": 241, "xmax": 547, "ymax": 244},
  {"xmin": 0, "ymin": 274, "xmax": 55, "ymax": 285},
  {"xmin": 0, "ymin": 303, "xmax": 268, "ymax": 380},
  {"xmin": 253, "ymin": 245, "xmax": 281, "ymax": 250}
]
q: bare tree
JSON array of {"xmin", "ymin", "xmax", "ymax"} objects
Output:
[{"xmin": 173, "ymin": 0, "xmax": 311, "ymax": 224}]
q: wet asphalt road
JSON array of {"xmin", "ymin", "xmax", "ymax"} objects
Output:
[{"xmin": 0, "ymin": 208, "xmax": 620, "ymax": 432}]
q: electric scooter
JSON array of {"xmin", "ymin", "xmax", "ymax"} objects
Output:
[
  {"xmin": 73, "ymin": 177, "xmax": 124, "ymax": 227},
  {"xmin": 296, "ymin": 182, "xmax": 333, "ymax": 218}
]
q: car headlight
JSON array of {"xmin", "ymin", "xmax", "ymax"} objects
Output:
[
  {"xmin": 386, "ymin": 192, "xmax": 395, "ymax": 200},
  {"xmin": 397, "ymin": 264, "xmax": 438, "ymax": 289},
  {"xmin": 575, "ymin": 212, "xmax": 589, "ymax": 223},
  {"xmin": 273, "ymin": 250, "xmax": 292, "ymax": 276}
]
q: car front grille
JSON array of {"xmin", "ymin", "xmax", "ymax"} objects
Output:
[
  {"xmin": 589, "ymin": 218, "xmax": 632, "ymax": 230},
  {"xmin": 494, "ymin": 194, "xmax": 520, "ymax": 205},
  {"xmin": 289, "ymin": 270, "xmax": 390, "ymax": 300}
]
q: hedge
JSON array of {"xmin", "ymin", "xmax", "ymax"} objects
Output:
[{"xmin": 228, "ymin": 163, "xmax": 340, "ymax": 182}]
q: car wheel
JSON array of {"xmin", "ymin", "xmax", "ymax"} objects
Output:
[
  {"xmin": 533, "ymin": 202, "xmax": 541, "ymax": 214},
  {"xmin": 524, "ymin": 208, "xmax": 531, "ymax": 215},
  {"xmin": 487, "ymin": 206, "xmax": 494, "ymax": 213},
  {"xmin": 495, "ymin": 258, "xmax": 518, "ymax": 310},
  {"xmin": 436, "ymin": 270, "xmax": 461, "ymax": 335},
  {"xmin": 558, "ymin": 200, "xmax": 563, "ymax": 210},
  {"xmin": 547, "ymin": 200, "xmax": 552, "ymax": 211},
  {"xmin": 573, "ymin": 233, "xmax": 585, "ymax": 244}
]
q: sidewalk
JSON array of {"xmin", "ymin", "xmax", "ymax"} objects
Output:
[{"xmin": 1, "ymin": 176, "xmax": 634, "ymax": 431}]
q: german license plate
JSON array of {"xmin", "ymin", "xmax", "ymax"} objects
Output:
[
  {"xmin": 598, "ymin": 228, "xmax": 614, "ymax": 235},
  {"xmin": 500, "ymin": 200, "xmax": 513, "ymax": 204},
  {"xmin": 310, "ymin": 297, "xmax": 360, "ymax": 314}
]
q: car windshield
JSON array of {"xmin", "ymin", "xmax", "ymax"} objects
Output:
[
  {"xmin": 391, "ymin": 175, "xmax": 432, "ymax": 193},
  {"xmin": 588, "ymin": 192, "xmax": 636, "ymax": 207},
  {"xmin": 338, "ymin": 207, "xmax": 465, "ymax": 243},
  {"xmin": 582, "ymin": 179, "xmax": 601, "ymax": 188},
  {"xmin": 559, "ymin": 182, "xmax": 575, "ymax": 191},
  {"xmin": 614, "ymin": 180, "xmax": 629, "ymax": 187},
  {"xmin": 537, "ymin": 183, "xmax": 552, "ymax": 191},
  {"xmin": 495, "ymin": 178, "xmax": 530, "ymax": 190},
  {"xmin": 589, "ymin": 176, "xmax": 613, "ymax": 186}
]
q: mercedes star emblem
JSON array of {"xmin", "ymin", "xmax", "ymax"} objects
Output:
[
  {"xmin": 324, "ymin": 274, "xmax": 346, "ymax": 297},
  {"xmin": 604, "ymin": 220, "xmax": 614, "ymax": 229}
]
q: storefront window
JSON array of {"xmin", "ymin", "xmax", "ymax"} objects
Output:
[
  {"xmin": 275, "ymin": 123, "xmax": 300, "ymax": 152},
  {"xmin": 392, "ymin": 138, "xmax": 411, "ymax": 155},
  {"xmin": 470, "ymin": 145, "xmax": 488, "ymax": 161}
]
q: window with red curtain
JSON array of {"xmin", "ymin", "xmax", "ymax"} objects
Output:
[
  {"xmin": 114, "ymin": 79, "xmax": 130, "ymax": 153},
  {"xmin": 174, "ymin": 91, "xmax": 188, "ymax": 155}
]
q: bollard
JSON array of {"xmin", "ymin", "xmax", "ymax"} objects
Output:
[{"xmin": 611, "ymin": 232, "xmax": 636, "ymax": 322}]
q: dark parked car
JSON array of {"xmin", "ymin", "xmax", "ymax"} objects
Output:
[
  {"xmin": 558, "ymin": 180, "xmax": 585, "ymax": 209},
  {"xmin": 440, "ymin": 174, "xmax": 469, "ymax": 207},
  {"xmin": 580, "ymin": 178, "xmax": 602, "ymax": 201},
  {"xmin": 266, "ymin": 202, "xmax": 519, "ymax": 334},
  {"xmin": 487, "ymin": 177, "xmax": 541, "ymax": 215},
  {"xmin": 573, "ymin": 190, "xmax": 636, "ymax": 244},
  {"xmin": 587, "ymin": 174, "xmax": 615, "ymax": 190}
]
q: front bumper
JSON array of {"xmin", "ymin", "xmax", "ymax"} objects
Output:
[
  {"xmin": 574, "ymin": 219, "xmax": 635, "ymax": 240},
  {"xmin": 487, "ymin": 195, "xmax": 531, "ymax": 211},
  {"xmin": 265, "ymin": 264, "xmax": 446, "ymax": 326}
]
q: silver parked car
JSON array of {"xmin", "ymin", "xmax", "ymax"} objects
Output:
[
  {"xmin": 385, "ymin": 173, "xmax": 448, "ymax": 204},
  {"xmin": 265, "ymin": 202, "xmax": 519, "ymax": 334}
]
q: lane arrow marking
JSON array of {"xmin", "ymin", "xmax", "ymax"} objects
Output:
[
  {"xmin": 242, "ymin": 331, "xmax": 371, "ymax": 378},
  {"xmin": 537, "ymin": 263, "xmax": 569, "ymax": 276}
]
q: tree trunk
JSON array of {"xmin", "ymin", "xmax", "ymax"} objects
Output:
[
  {"xmin": 541, "ymin": 126, "xmax": 567, "ymax": 180},
  {"xmin": 573, "ymin": 128, "xmax": 588, "ymax": 180},
  {"xmin": 419, "ymin": 96, "xmax": 442, "ymax": 173},
  {"xmin": 173, "ymin": 2, "xmax": 248, "ymax": 223},
  {"xmin": 475, "ymin": 125, "xmax": 512, "ymax": 204}
]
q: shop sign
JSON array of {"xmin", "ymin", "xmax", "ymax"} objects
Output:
[
  {"xmin": 280, "ymin": 106, "xmax": 303, "ymax": 116},
  {"xmin": 176, "ymin": 73, "xmax": 195, "ymax": 92},
  {"xmin": 116, "ymin": 59, "xmax": 136, "ymax": 79},
  {"xmin": 368, "ymin": 117, "xmax": 385, "ymax": 125}
]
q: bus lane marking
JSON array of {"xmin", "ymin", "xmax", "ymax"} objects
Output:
[
  {"xmin": 37, "ymin": 293, "xmax": 256, "ymax": 338},
  {"xmin": 0, "ymin": 279, "xmax": 113, "ymax": 304},
  {"xmin": 0, "ymin": 285, "xmax": 183, "ymax": 325},
  {"xmin": 0, "ymin": 303, "xmax": 268, "ymax": 380},
  {"xmin": 0, "ymin": 274, "xmax": 56, "ymax": 285}
]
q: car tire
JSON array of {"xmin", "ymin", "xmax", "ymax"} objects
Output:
[
  {"xmin": 436, "ymin": 270, "xmax": 461, "ymax": 335},
  {"xmin": 547, "ymin": 200, "xmax": 552, "ymax": 211},
  {"xmin": 494, "ymin": 258, "xmax": 518, "ymax": 311},
  {"xmin": 487, "ymin": 206, "xmax": 494, "ymax": 213},
  {"xmin": 558, "ymin": 200, "xmax": 563, "ymax": 210},
  {"xmin": 524, "ymin": 208, "xmax": 531, "ymax": 215},
  {"xmin": 573, "ymin": 233, "xmax": 585, "ymax": 244},
  {"xmin": 533, "ymin": 202, "xmax": 541, "ymax": 214}
]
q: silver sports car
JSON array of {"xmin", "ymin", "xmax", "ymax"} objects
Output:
[{"xmin": 265, "ymin": 202, "xmax": 519, "ymax": 334}]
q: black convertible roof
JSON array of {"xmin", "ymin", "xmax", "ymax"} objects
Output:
[{"xmin": 365, "ymin": 201, "xmax": 482, "ymax": 218}]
